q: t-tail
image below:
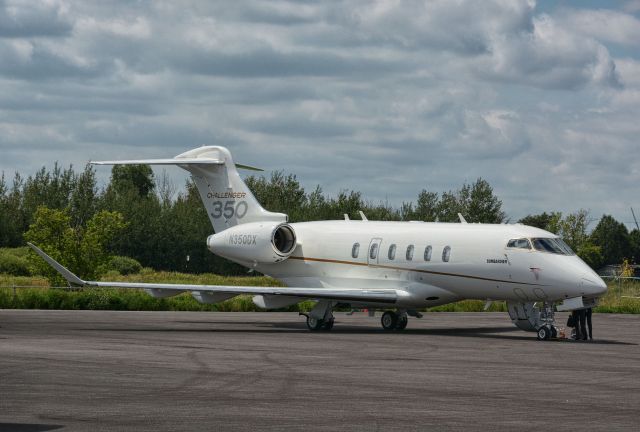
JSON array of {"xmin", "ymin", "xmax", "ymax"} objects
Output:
[{"xmin": 92, "ymin": 146, "xmax": 287, "ymax": 233}]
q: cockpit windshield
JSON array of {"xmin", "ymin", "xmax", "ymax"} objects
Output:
[
  {"xmin": 531, "ymin": 238, "xmax": 575, "ymax": 255},
  {"xmin": 507, "ymin": 238, "xmax": 531, "ymax": 249}
]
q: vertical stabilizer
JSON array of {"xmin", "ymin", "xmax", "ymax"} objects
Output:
[
  {"xmin": 176, "ymin": 147, "xmax": 286, "ymax": 233},
  {"xmin": 92, "ymin": 146, "xmax": 287, "ymax": 233}
]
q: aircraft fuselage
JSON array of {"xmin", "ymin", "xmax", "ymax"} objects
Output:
[{"xmin": 250, "ymin": 220, "xmax": 607, "ymax": 309}]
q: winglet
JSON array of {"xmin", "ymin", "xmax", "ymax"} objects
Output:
[
  {"xmin": 27, "ymin": 243, "xmax": 86, "ymax": 286},
  {"xmin": 458, "ymin": 213, "xmax": 468, "ymax": 224}
]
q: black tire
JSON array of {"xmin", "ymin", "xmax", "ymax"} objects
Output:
[
  {"xmin": 550, "ymin": 326, "xmax": 558, "ymax": 339},
  {"xmin": 322, "ymin": 318, "xmax": 334, "ymax": 331},
  {"xmin": 381, "ymin": 311, "xmax": 398, "ymax": 331},
  {"xmin": 395, "ymin": 315, "xmax": 408, "ymax": 330},
  {"xmin": 306, "ymin": 316, "xmax": 324, "ymax": 331},
  {"xmin": 536, "ymin": 326, "xmax": 549, "ymax": 341}
]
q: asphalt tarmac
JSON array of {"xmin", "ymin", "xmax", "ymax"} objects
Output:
[{"xmin": 0, "ymin": 310, "xmax": 638, "ymax": 431}]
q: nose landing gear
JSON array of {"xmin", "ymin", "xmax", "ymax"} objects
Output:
[
  {"xmin": 508, "ymin": 300, "xmax": 561, "ymax": 341},
  {"xmin": 535, "ymin": 302, "xmax": 559, "ymax": 341},
  {"xmin": 536, "ymin": 325, "xmax": 558, "ymax": 340}
]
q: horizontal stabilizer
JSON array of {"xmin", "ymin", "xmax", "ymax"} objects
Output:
[
  {"xmin": 91, "ymin": 158, "xmax": 223, "ymax": 166},
  {"xmin": 91, "ymin": 158, "xmax": 262, "ymax": 171}
]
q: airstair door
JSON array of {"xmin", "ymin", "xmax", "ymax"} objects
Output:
[{"xmin": 368, "ymin": 238, "xmax": 382, "ymax": 266}]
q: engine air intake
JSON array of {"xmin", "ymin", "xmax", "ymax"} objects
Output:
[{"xmin": 273, "ymin": 224, "xmax": 296, "ymax": 255}]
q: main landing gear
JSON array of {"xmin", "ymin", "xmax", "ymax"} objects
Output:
[
  {"xmin": 300, "ymin": 299, "xmax": 335, "ymax": 332},
  {"xmin": 381, "ymin": 311, "xmax": 408, "ymax": 331},
  {"xmin": 300, "ymin": 302, "xmax": 415, "ymax": 332},
  {"xmin": 305, "ymin": 315, "xmax": 334, "ymax": 331}
]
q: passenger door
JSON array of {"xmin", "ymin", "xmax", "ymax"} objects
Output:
[{"xmin": 367, "ymin": 238, "xmax": 382, "ymax": 266}]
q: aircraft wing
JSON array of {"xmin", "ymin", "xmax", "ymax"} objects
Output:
[{"xmin": 28, "ymin": 243, "xmax": 397, "ymax": 304}]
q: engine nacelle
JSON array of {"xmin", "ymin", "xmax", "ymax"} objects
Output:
[{"xmin": 207, "ymin": 222, "xmax": 297, "ymax": 264}]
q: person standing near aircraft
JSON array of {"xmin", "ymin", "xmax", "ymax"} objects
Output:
[
  {"xmin": 585, "ymin": 307, "xmax": 593, "ymax": 340},
  {"xmin": 578, "ymin": 309, "xmax": 588, "ymax": 341},
  {"xmin": 571, "ymin": 310, "xmax": 581, "ymax": 340}
]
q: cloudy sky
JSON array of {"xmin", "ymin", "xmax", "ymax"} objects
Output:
[{"xmin": 1, "ymin": 0, "xmax": 639, "ymax": 228}]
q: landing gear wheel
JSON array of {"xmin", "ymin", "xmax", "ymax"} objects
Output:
[
  {"xmin": 395, "ymin": 314, "xmax": 408, "ymax": 330},
  {"xmin": 322, "ymin": 318, "xmax": 334, "ymax": 331},
  {"xmin": 536, "ymin": 326, "xmax": 550, "ymax": 341},
  {"xmin": 381, "ymin": 311, "xmax": 398, "ymax": 331},
  {"xmin": 306, "ymin": 316, "xmax": 324, "ymax": 331},
  {"xmin": 306, "ymin": 315, "xmax": 333, "ymax": 331}
]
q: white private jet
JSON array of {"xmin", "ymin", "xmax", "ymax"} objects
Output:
[{"xmin": 29, "ymin": 146, "xmax": 607, "ymax": 340}]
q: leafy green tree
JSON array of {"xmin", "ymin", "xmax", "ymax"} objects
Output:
[
  {"xmin": 246, "ymin": 171, "xmax": 307, "ymax": 221},
  {"xmin": 519, "ymin": 212, "xmax": 557, "ymax": 230},
  {"xmin": 332, "ymin": 190, "xmax": 365, "ymax": 220},
  {"xmin": 401, "ymin": 190, "xmax": 439, "ymax": 221},
  {"xmin": 590, "ymin": 215, "xmax": 631, "ymax": 265},
  {"xmin": 0, "ymin": 173, "xmax": 25, "ymax": 247},
  {"xmin": 361, "ymin": 200, "xmax": 401, "ymax": 221},
  {"xmin": 436, "ymin": 179, "xmax": 504, "ymax": 223},
  {"xmin": 437, "ymin": 190, "xmax": 461, "ymax": 222},
  {"xmin": 576, "ymin": 243, "xmax": 604, "ymax": 270},
  {"xmin": 25, "ymin": 206, "xmax": 126, "ymax": 284},
  {"xmin": 558, "ymin": 209, "xmax": 591, "ymax": 251},
  {"xmin": 101, "ymin": 165, "xmax": 161, "ymax": 268},
  {"xmin": 520, "ymin": 211, "xmax": 565, "ymax": 235},
  {"xmin": 21, "ymin": 163, "xmax": 76, "ymax": 227},
  {"xmin": 415, "ymin": 190, "xmax": 440, "ymax": 221},
  {"xmin": 79, "ymin": 211, "xmax": 127, "ymax": 278},
  {"xmin": 466, "ymin": 178, "xmax": 506, "ymax": 223},
  {"xmin": 110, "ymin": 164, "xmax": 155, "ymax": 197},
  {"xmin": 69, "ymin": 164, "xmax": 98, "ymax": 228}
]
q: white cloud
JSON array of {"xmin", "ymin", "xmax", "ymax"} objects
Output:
[
  {"xmin": 0, "ymin": 0, "xmax": 638, "ymax": 229},
  {"xmin": 562, "ymin": 8, "xmax": 640, "ymax": 46},
  {"xmin": 475, "ymin": 13, "xmax": 620, "ymax": 89},
  {"xmin": 616, "ymin": 58, "xmax": 640, "ymax": 88},
  {"xmin": 75, "ymin": 16, "xmax": 152, "ymax": 39}
]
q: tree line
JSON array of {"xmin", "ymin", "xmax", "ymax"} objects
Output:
[{"xmin": 0, "ymin": 163, "xmax": 638, "ymax": 279}]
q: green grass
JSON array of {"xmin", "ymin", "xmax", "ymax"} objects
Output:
[
  {"xmin": 593, "ymin": 280, "xmax": 640, "ymax": 313},
  {"xmin": 1, "ymin": 273, "xmax": 638, "ymax": 313},
  {"xmin": 0, "ymin": 271, "xmax": 316, "ymax": 312}
]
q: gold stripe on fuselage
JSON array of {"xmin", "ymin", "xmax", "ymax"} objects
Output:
[{"xmin": 288, "ymin": 256, "xmax": 547, "ymax": 286}]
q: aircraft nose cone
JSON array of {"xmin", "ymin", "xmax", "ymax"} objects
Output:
[{"xmin": 581, "ymin": 274, "xmax": 607, "ymax": 295}]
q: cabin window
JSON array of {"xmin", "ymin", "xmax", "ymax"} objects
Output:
[
  {"xmin": 369, "ymin": 243, "xmax": 379, "ymax": 260},
  {"xmin": 531, "ymin": 238, "xmax": 575, "ymax": 255},
  {"xmin": 424, "ymin": 245, "xmax": 432, "ymax": 261},
  {"xmin": 507, "ymin": 238, "xmax": 531, "ymax": 249},
  {"xmin": 406, "ymin": 245, "xmax": 414, "ymax": 261},
  {"xmin": 388, "ymin": 244, "xmax": 396, "ymax": 260},
  {"xmin": 352, "ymin": 242, "xmax": 360, "ymax": 258},
  {"xmin": 442, "ymin": 246, "xmax": 451, "ymax": 262}
]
